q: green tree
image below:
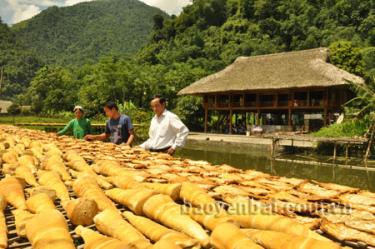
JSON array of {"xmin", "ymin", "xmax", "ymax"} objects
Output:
[
  {"xmin": 78, "ymin": 56, "xmax": 148, "ymax": 115},
  {"xmin": 174, "ymin": 96, "xmax": 204, "ymax": 131},
  {"xmin": 153, "ymin": 14, "xmax": 165, "ymax": 30},
  {"xmin": 25, "ymin": 67, "xmax": 77, "ymax": 113},
  {"xmin": 362, "ymin": 47, "xmax": 375, "ymax": 79},
  {"xmin": 329, "ymin": 41, "xmax": 366, "ymax": 76}
]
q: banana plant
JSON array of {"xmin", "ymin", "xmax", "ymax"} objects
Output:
[{"xmin": 344, "ymin": 77, "xmax": 375, "ymax": 161}]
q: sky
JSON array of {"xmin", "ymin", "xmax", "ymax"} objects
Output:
[{"xmin": 0, "ymin": 0, "xmax": 191, "ymax": 24}]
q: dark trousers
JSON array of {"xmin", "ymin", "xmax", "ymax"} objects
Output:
[{"xmin": 149, "ymin": 146, "xmax": 171, "ymax": 153}]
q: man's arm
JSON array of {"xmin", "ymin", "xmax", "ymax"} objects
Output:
[
  {"xmin": 124, "ymin": 116, "xmax": 135, "ymax": 146},
  {"xmin": 57, "ymin": 120, "xmax": 73, "ymax": 136},
  {"xmin": 125, "ymin": 129, "xmax": 135, "ymax": 146},
  {"xmin": 168, "ymin": 115, "xmax": 189, "ymax": 154},
  {"xmin": 85, "ymin": 121, "xmax": 110, "ymax": 141},
  {"xmin": 139, "ymin": 137, "xmax": 150, "ymax": 149},
  {"xmin": 84, "ymin": 133, "xmax": 109, "ymax": 141}
]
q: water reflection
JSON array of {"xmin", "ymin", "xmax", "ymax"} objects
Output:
[{"xmin": 177, "ymin": 147, "xmax": 375, "ymax": 192}]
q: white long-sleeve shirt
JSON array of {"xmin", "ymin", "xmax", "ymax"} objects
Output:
[{"xmin": 140, "ymin": 110, "xmax": 189, "ymax": 150}]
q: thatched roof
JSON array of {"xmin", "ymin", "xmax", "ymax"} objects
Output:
[{"xmin": 178, "ymin": 48, "xmax": 365, "ymax": 95}]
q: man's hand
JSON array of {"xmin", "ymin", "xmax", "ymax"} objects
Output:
[
  {"xmin": 123, "ymin": 144, "xmax": 131, "ymax": 149},
  {"xmin": 50, "ymin": 133, "xmax": 58, "ymax": 139},
  {"xmin": 85, "ymin": 133, "xmax": 108, "ymax": 142},
  {"xmin": 167, "ymin": 147, "xmax": 175, "ymax": 155},
  {"xmin": 84, "ymin": 134, "xmax": 94, "ymax": 141}
]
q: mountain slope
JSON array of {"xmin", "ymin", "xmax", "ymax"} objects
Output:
[
  {"xmin": 12, "ymin": 0, "xmax": 168, "ymax": 65},
  {"xmin": 0, "ymin": 18, "xmax": 42, "ymax": 99}
]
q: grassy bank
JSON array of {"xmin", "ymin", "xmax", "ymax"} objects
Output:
[
  {"xmin": 0, "ymin": 115, "xmax": 72, "ymax": 124},
  {"xmin": 0, "ymin": 115, "xmax": 149, "ymax": 142},
  {"xmin": 313, "ymin": 120, "xmax": 368, "ymax": 138}
]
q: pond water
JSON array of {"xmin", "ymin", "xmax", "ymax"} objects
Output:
[{"xmin": 176, "ymin": 146, "xmax": 375, "ymax": 192}]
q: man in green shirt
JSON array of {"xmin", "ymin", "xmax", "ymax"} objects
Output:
[{"xmin": 57, "ymin": 106, "xmax": 92, "ymax": 139}]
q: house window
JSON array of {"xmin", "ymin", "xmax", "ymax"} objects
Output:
[
  {"xmin": 278, "ymin": 94, "xmax": 289, "ymax": 106},
  {"xmin": 310, "ymin": 91, "xmax": 323, "ymax": 106},
  {"xmin": 208, "ymin": 96, "xmax": 215, "ymax": 108},
  {"xmin": 245, "ymin": 94, "xmax": 256, "ymax": 107},
  {"xmin": 294, "ymin": 92, "xmax": 307, "ymax": 107},
  {"xmin": 217, "ymin": 95, "xmax": 229, "ymax": 107},
  {"xmin": 260, "ymin": 95, "xmax": 275, "ymax": 107},
  {"xmin": 231, "ymin": 95, "xmax": 243, "ymax": 107}
]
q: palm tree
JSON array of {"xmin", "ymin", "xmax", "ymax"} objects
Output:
[{"xmin": 344, "ymin": 77, "xmax": 375, "ymax": 160}]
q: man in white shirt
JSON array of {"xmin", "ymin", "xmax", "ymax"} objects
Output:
[{"xmin": 140, "ymin": 95, "xmax": 189, "ymax": 155}]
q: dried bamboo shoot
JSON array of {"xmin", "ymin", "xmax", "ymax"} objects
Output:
[
  {"xmin": 25, "ymin": 209, "xmax": 75, "ymax": 249},
  {"xmin": 143, "ymin": 194, "xmax": 210, "ymax": 247},
  {"xmin": 211, "ymin": 222, "xmax": 263, "ymax": 249}
]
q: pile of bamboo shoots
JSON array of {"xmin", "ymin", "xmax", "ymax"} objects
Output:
[{"xmin": 0, "ymin": 125, "xmax": 374, "ymax": 249}]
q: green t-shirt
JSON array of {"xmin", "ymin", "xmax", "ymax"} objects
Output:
[{"xmin": 58, "ymin": 118, "xmax": 92, "ymax": 139}]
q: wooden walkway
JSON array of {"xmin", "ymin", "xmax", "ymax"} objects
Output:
[
  {"xmin": 188, "ymin": 132, "xmax": 369, "ymax": 159},
  {"xmin": 263, "ymin": 134, "xmax": 368, "ymax": 159},
  {"xmin": 189, "ymin": 132, "xmax": 367, "ymax": 146}
]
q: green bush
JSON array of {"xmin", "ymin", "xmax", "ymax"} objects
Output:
[
  {"xmin": 7, "ymin": 104, "xmax": 22, "ymax": 115},
  {"xmin": 313, "ymin": 120, "xmax": 369, "ymax": 138},
  {"xmin": 20, "ymin": 106, "xmax": 33, "ymax": 115}
]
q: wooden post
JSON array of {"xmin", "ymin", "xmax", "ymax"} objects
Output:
[
  {"xmin": 291, "ymin": 138, "xmax": 294, "ymax": 154},
  {"xmin": 345, "ymin": 144, "xmax": 349, "ymax": 160},
  {"xmin": 204, "ymin": 104, "xmax": 208, "ymax": 133},
  {"xmin": 217, "ymin": 112, "xmax": 223, "ymax": 132},
  {"xmin": 288, "ymin": 91, "xmax": 293, "ymax": 127},
  {"xmin": 274, "ymin": 94, "xmax": 278, "ymax": 107},
  {"xmin": 229, "ymin": 109, "xmax": 233, "ymax": 134},
  {"xmin": 229, "ymin": 95, "xmax": 232, "ymax": 134},
  {"xmin": 333, "ymin": 143, "xmax": 337, "ymax": 161},
  {"xmin": 256, "ymin": 94, "xmax": 260, "ymax": 126},
  {"xmin": 364, "ymin": 124, "xmax": 375, "ymax": 163},
  {"xmin": 256, "ymin": 93, "xmax": 260, "ymax": 108},
  {"xmin": 307, "ymin": 90, "xmax": 310, "ymax": 106},
  {"xmin": 271, "ymin": 138, "xmax": 278, "ymax": 158},
  {"xmin": 324, "ymin": 89, "xmax": 329, "ymax": 126},
  {"xmin": 327, "ymin": 88, "xmax": 330, "ymax": 107}
]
